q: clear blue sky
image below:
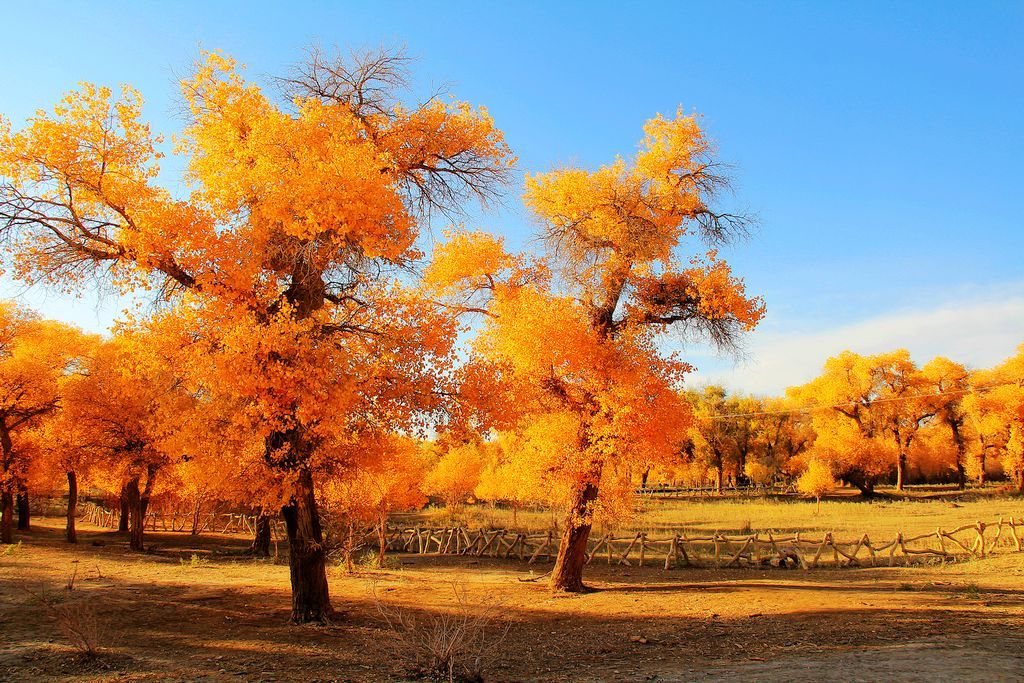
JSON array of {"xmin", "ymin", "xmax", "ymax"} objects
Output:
[{"xmin": 1, "ymin": 2, "xmax": 1021, "ymax": 393}]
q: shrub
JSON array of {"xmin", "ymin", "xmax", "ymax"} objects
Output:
[{"xmin": 374, "ymin": 583, "xmax": 510, "ymax": 682}]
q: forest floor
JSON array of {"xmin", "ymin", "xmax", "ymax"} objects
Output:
[{"xmin": 2, "ymin": 515, "xmax": 1024, "ymax": 682}]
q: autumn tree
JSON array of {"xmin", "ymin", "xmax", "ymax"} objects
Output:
[
  {"xmin": 0, "ymin": 47, "xmax": 511, "ymax": 621},
  {"xmin": 61, "ymin": 332, "xmax": 193, "ymax": 551},
  {"xmin": 968, "ymin": 346, "xmax": 1024, "ymax": 491},
  {"xmin": 0, "ymin": 303, "xmax": 88, "ymax": 543},
  {"xmin": 429, "ymin": 112, "xmax": 764, "ymax": 591},
  {"xmin": 322, "ymin": 434, "xmax": 428, "ymax": 568},
  {"xmin": 797, "ymin": 350, "xmax": 936, "ymax": 493},
  {"xmin": 797, "ymin": 459, "xmax": 835, "ymax": 513},
  {"xmin": 423, "ymin": 441, "xmax": 485, "ymax": 510},
  {"xmin": 921, "ymin": 357, "xmax": 972, "ymax": 488},
  {"xmin": 683, "ymin": 387, "xmax": 740, "ymax": 493}
]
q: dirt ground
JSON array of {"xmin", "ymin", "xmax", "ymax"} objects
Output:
[{"xmin": 2, "ymin": 518, "xmax": 1024, "ymax": 682}]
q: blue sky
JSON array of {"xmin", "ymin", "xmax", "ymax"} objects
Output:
[{"xmin": 1, "ymin": 2, "xmax": 1021, "ymax": 393}]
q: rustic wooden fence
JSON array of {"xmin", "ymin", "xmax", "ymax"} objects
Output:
[
  {"xmin": 383, "ymin": 518, "xmax": 1024, "ymax": 569},
  {"xmin": 79, "ymin": 503, "xmax": 285, "ymax": 537},
  {"xmin": 73, "ymin": 502, "xmax": 1023, "ymax": 570}
]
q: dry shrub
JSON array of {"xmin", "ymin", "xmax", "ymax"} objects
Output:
[
  {"xmin": 52, "ymin": 600, "xmax": 107, "ymax": 658},
  {"xmin": 374, "ymin": 583, "xmax": 510, "ymax": 682},
  {"xmin": 26, "ymin": 579, "xmax": 108, "ymax": 659}
]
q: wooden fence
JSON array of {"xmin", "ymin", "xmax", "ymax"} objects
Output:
[
  {"xmin": 80, "ymin": 503, "xmax": 285, "ymax": 537},
  {"xmin": 73, "ymin": 502, "xmax": 1024, "ymax": 570},
  {"xmin": 383, "ymin": 518, "xmax": 1024, "ymax": 569}
]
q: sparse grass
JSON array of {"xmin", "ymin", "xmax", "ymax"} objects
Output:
[
  {"xmin": 958, "ymin": 582, "xmax": 984, "ymax": 600},
  {"xmin": 179, "ymin": 553, "xmax": 209, "ymax": 569},
  {"xmin": 2, "ymin": 541, "xmax": 22, "ymax": 556}
]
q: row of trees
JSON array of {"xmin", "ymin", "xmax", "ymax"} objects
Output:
[
  {"xmin": 668, "ymin": 348, "xmax": 1024, "ymax": 496},
  {"xmin": 403, "ymin": 343, "xmax": 1024, "ymax": 516},
  {"xmin": 0, "ymin": 48, "xmax": 761, "ymax": 612}
]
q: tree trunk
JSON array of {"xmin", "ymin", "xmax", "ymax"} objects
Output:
[
  {"xmin": 16, "ymin": 490, "xmax": 29, "ymax": 530},
  {"xmin": 978, "ymin": 451, "xmax": 987, "ymax": 485},
  {"xmin": 715, "ymin": 466, "xmax": 724, "ymax": 494},
  {"xmin": 641, "ymin": 468, "xmax": 650, "ymax": 490},
  {"xmin": 248, "ymin": 513, "xmax": 272, "ymax": 557},
  {"xmin": 118, "ymin": 484, "xmax": 130, "ymax": 532},
  {"xmin": 190, "ymin": 498, "xmax": 202, "ymax": 535},
  {"xmin": 140, "ymin": 464, "xmax": 157, "ymax": 519},
  {"xmin": 550, "ymin": 477, "xmax": 600, "ymax": 593},
  {"xmin": 124, "ymin": 477, "xmax": 145, "ymax": 551},
  {"xmin": 66, "ymin": 471, "xmax": 78, "ymax": 544},
  {"xmin": 376, "ymin": 518, "xmax": 387, "ymax": 568},
  {"xmin": 895, "ymin": 451, "xmax": 907, "ymax": 491},
  {"xmin": 281, "ymin": 468, "xmax": 332, "ymax": 623},
  {"xmin": 0, "ymin": 491, "xmax": 13, "ymax": 544}
]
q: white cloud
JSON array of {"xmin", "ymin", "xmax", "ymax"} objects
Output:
[{"xmin": 687, "ymin": 286, "xmax": 1024, "ymax": 396}]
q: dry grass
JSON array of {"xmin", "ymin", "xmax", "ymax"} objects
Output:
[{"xmin": 405, "ymin": 485, "xmax": 1024, "ymax": 541}]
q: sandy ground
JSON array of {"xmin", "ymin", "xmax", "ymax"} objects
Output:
[{"xmin": 2, "ymin": 518, "xmax": 1023, "ymax": 682}]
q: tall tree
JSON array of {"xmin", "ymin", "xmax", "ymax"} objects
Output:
[
  {"xmin": 0, "ymin": 48, "xmax": 511, "ymax": 621},
  {"xmin": 922, "ymin": 357, "xmax": 971, "ymax": 488},
  {"xmin": 429, "ymin": 112, "xmax": 763, "ymax": 591},
  {"xmin": 0, "ymin": 304, "xmax": 86, "ymax": 543}
]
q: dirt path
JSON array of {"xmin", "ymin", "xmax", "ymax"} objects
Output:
[
  {"xmin": 2, "ymin": 519, "xmax": 1023, "ymax": 681},
  {"xmin": 690, "ymin": 639, "xmax": 1024, "ymax": 682}
]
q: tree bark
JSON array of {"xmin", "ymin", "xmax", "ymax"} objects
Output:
[
  {"xmin": 895, "ymin": 451, "xmax": 907, "ymax": 491},
  {"xmin": 15, "ymin": 490, "xmax": 29, "ymax": 530},
  {"xmin": 550, "ymin": 476, "xmax": 600, "ymax": 593},
  {"xmin": 376, "ymin": 518, "xmax": 388, "ymax": 568},
  {"xmin": 190, "ymin": 498, "xmax": 203, "ymax": 535},
  {"xmin": 124, "ymin": 477, "xmax": 145, "ymax": 551},
  {"xmin": 281, "ymin": 468, "xmax": 332, "ymax": 623},
  {"xmin": 66, "ymin": 471, "xmax": 78, "ymax": 544},
  {"xmin": 248, "ymin": 513, "xmax": 272, "ymax": 557},
  {"xmin": 0, "ymin": 491, "xmax": 12, "ymax": 544},
  {"xmin": 118, "ymin": 484, "xmax": 130, "ymax": 532}
]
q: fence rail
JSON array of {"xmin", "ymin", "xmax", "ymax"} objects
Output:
[
  {"xmin": 383, "ymin": 517, "xmax": 1024, "ymax": 569},
  {"xmin": 79, "ymin": 503, "xmax": 285, "ymax": 537},
  {"xmin": 72, "ymin": 502, "xmax": 1024, "ymax": 570}
]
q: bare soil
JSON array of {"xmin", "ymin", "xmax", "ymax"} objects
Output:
[{"xmin": 2, "ymin": 518, "xmax": 1023, "ymax": 682}]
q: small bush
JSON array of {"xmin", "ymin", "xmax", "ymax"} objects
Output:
[
  {"xmin": 375, "ymin": 583, "xmax": 510, "ymax": 683},
  {"xmin": 2, "ymin": 541, "xmax": 22, "ymax": 556},
  {"xmin": 26, "ymin": 579, "xmax": 108, "ymax": 658},
  {"xmin": 179, "ymin": 553, "xmax": 208, "ymax": 569}
]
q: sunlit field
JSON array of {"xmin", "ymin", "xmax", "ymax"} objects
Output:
[{"xmin": 409, "ymin": 486, "xmax": 1024, "ymax": 540}]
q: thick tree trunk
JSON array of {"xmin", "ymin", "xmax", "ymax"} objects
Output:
[
  {"xmin": 248, "ymin": 513, "xmax": 272, "ymax": 557},
  {"xmin": 550, "ymin": 476, "xmax": 600, "ymax": 593},
  {"xmin": 715, "ymin": 466, "xmax": 724, "ymax": 494},
  {"xmin": 124, "ymin": 477, "xmax": 145, "ymax": 551},
  {"xmin": 895, "ymin": 452, "xmax": 907, "ymax": 491},
  {"xmin": 118, "ymin": 484, "xmax": 130, "ymax": 532},
  {"xmin": 978, "ymin": 451, "xmax": 987, "ymax": 485},
  {"xmin": 281, "ymin": 468, "xmax": 332, "ymax": 623},
  {"xmin": 640, "ymin": 468, "xmax": 650, "ymax": 490},
  {"xmin": 66, "ymin": 471, "xmax": 78, "ymax": 544},
  {"xmin": 0, "ymin": 491, "xmax": 13, "ymax": 544},
  {"xmin": 16, "ymin": 490, "xmax": 29, "ymax": 530}
]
